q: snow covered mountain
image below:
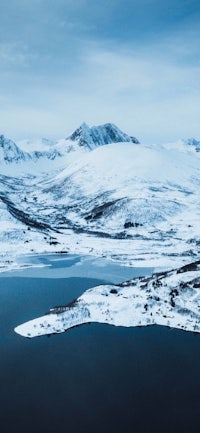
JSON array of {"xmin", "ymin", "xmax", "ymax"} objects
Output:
[
  {"xmin": 0, "ymin": 123, "xmax": 139, "ymax": 174},
  {"xmin": 14, "ymin": 139, "xmax": 197, "ymax": 268},
  {"xmin": 0, "ymin": 123, "xmax": 200, "ymax": 336},
  {"xmin": 68, "ymin": 122, "xmax": 140, "ymax": 150},
  {"xmin": 1, "ymin": 135, "xmax": 199, "ymax": 269},
  {"xmin": 0, "ymin": 134, "xmax": 30, "ymax": 163}
]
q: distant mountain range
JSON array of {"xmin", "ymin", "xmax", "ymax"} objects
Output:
[
  {"xmin": 1, "ymin": 123, "xmax": 200, "ymax": 168},
  {"xmin": 0, "ymin": 123, "xmax": 140, "ymax": 165}
]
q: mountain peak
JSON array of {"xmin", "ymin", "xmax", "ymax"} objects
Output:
[
  {"xmin": 69, "ymin": 122, "xmax": 90, "ymax": 146},
  {"xmin": 68, "ymin": 123, "xmax": 139, "ymax": 150},
  {"xmin": 0, "ymin": 134, "xmax": 29, "ymax": 163}
]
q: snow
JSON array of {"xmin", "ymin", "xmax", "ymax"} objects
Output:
[
  {"xmin": 68, "ymin": 122, "xmax": 139, "ymax": 150},
  {"xmin": 17, "ymin": 137, "xmax": 56, "ymax": 152},
  {"xmin": 0, "ymin": 127, "xmax": 200, "ymax": 270},
  {"xmin": 0, "ymin": 122, "xmax": 199, "ymax": 336},
  {"xmin": 54, "ymin": 140, "xmax": 200, "ymax": 190},
  {"xmin": 14, "ymin": 260, "xmax": 200, "ymax": 338},
  {"xmin": 23, "ymin": 139, "xmax": 198, "ymax": 268},
  {"xmin": 0, "ymin": 134, "xmax": 30, "ymax": 163}
]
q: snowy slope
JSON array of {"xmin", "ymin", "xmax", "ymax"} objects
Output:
[
  {"xmin": 18, "ymin": 137, "xmax": 63, "ymax": 161},
  {"xmin": 163, "ymin": 138, "xmax": 200, "ymax": 153},
  {"xmin": 0, "ymin": 137, "xmax": 85, "ymax": 176},
  {"xmin": 14, "ymin": 140, "xmax": 197, "ymax": 267},
  {"xmin": 0, "ymin": 127, "xmax": 199, "ymax": 270},
  {"xmin": 18, "ymin": 137, "xmax": 56, "ymax": 152}
]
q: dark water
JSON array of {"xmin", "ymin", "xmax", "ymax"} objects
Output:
[{"xmin": 0, "ymin": 256, "xmax": 200, "ymax": 433}]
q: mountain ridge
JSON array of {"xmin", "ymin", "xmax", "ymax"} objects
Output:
[
  {"xmin": 1, "ymin": 123, "xmax": 200, "ymax": 167},
  {"xmin": 68, "ymin": 122, "xmax": 140, "ymax": 150},
  {"xmin": 0, "ymin": 123, "xmax": 140, "ymax": 166},
  {"xmin": 0, "ymin": 134, "xmax": 30, "ymax": 163}
]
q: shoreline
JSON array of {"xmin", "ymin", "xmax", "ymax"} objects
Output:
[{"xmin": 0, "ymin": 252, "xmax": 154, "ymax": 283}]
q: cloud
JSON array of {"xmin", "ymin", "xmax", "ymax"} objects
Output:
[
  {"xmin": 0, "ymin": 1, "xmax": 199, "ymax": 142},
  {"xmin": 2, "ymin": 40, "xmax": 200, "ymax": 143},
  {"xmin": 0, "ymin": 43, "xmax": 27, "ymax": 68}
]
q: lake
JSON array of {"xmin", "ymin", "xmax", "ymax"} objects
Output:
[{"xmin": 0, "ymin": 254, "xmax": 200, "ymax": 433}]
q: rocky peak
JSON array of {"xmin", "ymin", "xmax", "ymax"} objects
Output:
[
  {"xmin": 0, "ymin": 134, "xmax": 30, "ymax": 163},
  {"xmin": 68, "ymin": 123, "xmax": 140, "ymax": 150}
]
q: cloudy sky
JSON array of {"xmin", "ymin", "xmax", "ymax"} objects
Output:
[{"xmin": 0, "ymin": 0, "xmax": 200, "ymax": 143}]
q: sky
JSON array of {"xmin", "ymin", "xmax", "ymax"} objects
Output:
[{"xmin": 0, "ymin": 0, "xmax": 200, "ymax": 143}]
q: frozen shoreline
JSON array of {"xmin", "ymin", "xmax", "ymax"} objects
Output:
[
  {"xmin": 0, "ymin": 252, "xmax": 154, "ymax": 282},
  {"xmin": 0, "ymin": 226, "xmax": 195, "ymax": 275},
  {"xmin": 15, "ymin": 258, "xmax": 200, "ymax": 338}
]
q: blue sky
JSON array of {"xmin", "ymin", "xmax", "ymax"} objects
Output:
[{"xmin": 0, "ymin": 0, "xmax": 200, "ymax": 142}]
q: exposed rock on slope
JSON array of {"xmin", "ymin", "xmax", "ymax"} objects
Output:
[
  {"xmin": 68, "ymin": 122, "xmax": 139, "ymax": 150},
  {"xmin": 0, "ymin": 134, "xmax": 30, "ymax": 163},
  {"xmin": 183, "ymin": 138, "xmax": 200, "ymax": 152}
]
